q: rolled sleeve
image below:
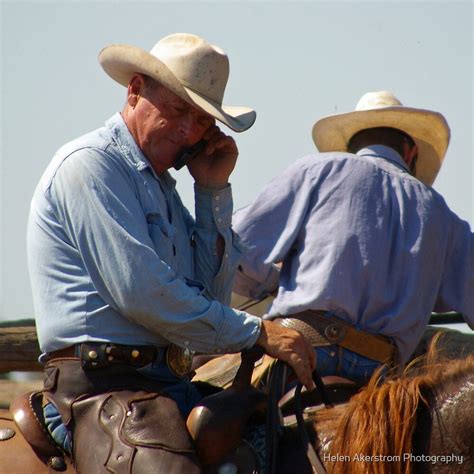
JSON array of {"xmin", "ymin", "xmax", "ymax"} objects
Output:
[{"xmin": 233, "ymin": 262, "xmax": 280, "ymax": 300}]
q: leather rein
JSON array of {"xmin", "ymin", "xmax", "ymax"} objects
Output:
[
  {"xmin": 266, "ymin": 360, "xmax": 331, "ymax": 474},
  {"xmin": 294, "ymin": 371, "xmax": 332, "ymax": 474}
]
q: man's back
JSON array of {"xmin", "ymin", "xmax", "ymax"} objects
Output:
[{"xmin": 233, "ymin": 145, "xmax": 473, "ymax": 363}]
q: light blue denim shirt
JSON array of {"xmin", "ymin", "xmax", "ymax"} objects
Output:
[
  {"xmin": 27, "ymin": 113, "xmax": 261, "ymax": 355},
  {"xmin": 233, "ymin": 146, "xmax": 474, "ymax": 363}
]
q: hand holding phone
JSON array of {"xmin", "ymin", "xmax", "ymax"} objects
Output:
[
  {"xmin": 181, "ymin": 125, "xmax": 238, "ymax": 188},
  {"xmin": 173, "ymin": 139, "xmax": 208, "ymax": 171}
]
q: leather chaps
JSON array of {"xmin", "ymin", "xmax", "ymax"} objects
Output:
[{"xmin": 42, "ymin": 358, "xmax": 202, "ymax": 474}]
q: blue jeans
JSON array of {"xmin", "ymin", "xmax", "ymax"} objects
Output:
[
  {"xmin": 137, "ymin": 358, "xmax": 204, "ymax": 417},
  {"xmin": 44, "ymin": 401, "xmax": 72, "ymax": 455},
  {"xmin": 314, "ymin": 345, "xmax": 382, "ymax": 383}
]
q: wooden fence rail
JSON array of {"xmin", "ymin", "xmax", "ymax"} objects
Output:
[
  {"xmin": 0, "ymin": 315, "xmax": 472, "ymax": 407},
  {"xmin": 0, "ymin": 319, "xmax": 41, "ymax": 372},
  {"xmin": 0, "ymin": 313, "xmax": 471, "ymax": 374}
]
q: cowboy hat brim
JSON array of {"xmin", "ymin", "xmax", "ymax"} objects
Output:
[
  {"xmin": 99, "ymin": 44, "xmax": 256, "ymax": 132},
  {"xmin": 312, "ymin": 107, "xmax": 450, "ymax": 186}
]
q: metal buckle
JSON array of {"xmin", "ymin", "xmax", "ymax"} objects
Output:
[
  {"xmin": 166, "ymin": 344, "xmax": 194, "ymax": 378},
  {"xmin": 324, "ymin": 324, "xmax": 346, "ymax": 343}
]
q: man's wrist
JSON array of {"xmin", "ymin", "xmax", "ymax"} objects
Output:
[
  {"xmin": 255, "ymin": 320, "xmax": 269, "ymax": 347},
  {"xmin": 194, "ymin": 180, "xmax": 229, "ymax": 190}
]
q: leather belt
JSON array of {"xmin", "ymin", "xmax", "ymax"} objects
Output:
[
  {"xmin": 46, "ymin": 342, "xmax": 194, "ymax": 378},
  {"xmin": 277, "ymin": 310, "xmax": 396, "ymax": 364}
]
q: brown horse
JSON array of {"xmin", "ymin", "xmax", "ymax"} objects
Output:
[{"xmin": 278, "ymin": 353, "xmax": 474, "ymax": 474}]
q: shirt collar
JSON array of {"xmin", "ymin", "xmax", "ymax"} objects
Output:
[
  {"xmin": 105, "ymin": 113, "xmax": 176, "ymax": 188},
  {"xmin": 356, "ymin": 145, "xmax": 410, "ymax": 173}
]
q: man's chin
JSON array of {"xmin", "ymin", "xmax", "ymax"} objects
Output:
[{"xmin": 147, "ymin": 151, "xmax": 177, "ymax": 173}]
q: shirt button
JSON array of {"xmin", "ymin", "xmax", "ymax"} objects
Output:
[
  {"xmin": 217, "ymin": 218, "xmax": 222, "ymax": 223},
  {"xmin": 214, "ymin": 206, "xmax": 220, "ymax": 212},
  {"xmin": 214, "ymin": 195, "xmax": 220, "ymax": 201},
  {"xmin": 224, "ymin": 253, "xmax": 229, "ymax": 259}
]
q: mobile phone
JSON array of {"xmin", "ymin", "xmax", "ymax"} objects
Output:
[{"xmin": 174, "ymin": 140, "xmax": 207, "ymax": 170}]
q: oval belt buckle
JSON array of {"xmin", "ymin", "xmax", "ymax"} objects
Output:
[
  {"xmin": 166, "ymin": 344, "xmax": 195, "ymax": 378},
  {"xmin": 324, "ymin": 324, "xmax": 346, "ymax": 343}
]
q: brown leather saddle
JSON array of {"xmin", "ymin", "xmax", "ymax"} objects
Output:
[{"xmin": 1, "ymin": 391, "xmax": 74, "ymax": 473}]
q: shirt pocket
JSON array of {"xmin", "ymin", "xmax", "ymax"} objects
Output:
[{"xmin": 146, "ymin": 211, "xmax": 176, "ymax": 265}]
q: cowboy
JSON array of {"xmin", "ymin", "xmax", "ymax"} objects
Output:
[
  {"xmin": 26, "ymin": 33, "xmax": 315, "ymax": 472},
  {"xmin": 232, "ymin": 90, "xmax": 474, "ymax": 383}
]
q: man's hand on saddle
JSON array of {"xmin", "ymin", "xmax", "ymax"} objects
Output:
[
  {"xmin": 256, "ymin": 320, "xmax": 316, "ymax": 391},
  {"xmin": 187, "ymin": 124, "xmax": 238, "ymax": 188}
]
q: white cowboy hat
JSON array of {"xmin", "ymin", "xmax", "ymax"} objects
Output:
[
  {"xmin": 99, "ymin": 33, "xmax": 256, "ymax": 132},
  {"xmin": 312, "ymin": 91, "xmax": 450, "ymax": 185}
]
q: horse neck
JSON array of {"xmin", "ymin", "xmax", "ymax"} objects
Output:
[{"xmin": 428, "ymin": 372, "xmax": 474, "ymax": 469}]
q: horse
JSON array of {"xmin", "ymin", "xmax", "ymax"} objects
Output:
[{"xmin": 278, "ymin": 352, "xmax": 474, "ymax": 474}]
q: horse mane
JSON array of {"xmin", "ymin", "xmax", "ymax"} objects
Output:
[{"xmin": 322, "ymin": 336, "xmax": 474, "ymax": 474}]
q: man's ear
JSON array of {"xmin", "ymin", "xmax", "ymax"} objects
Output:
[
  {"xmin": 127, "ymin": 74, "xmax": 144, "ymax": 108},
  {"xmin": 403, "ymin": 141, "xmax": 418, "ymax": 169}
]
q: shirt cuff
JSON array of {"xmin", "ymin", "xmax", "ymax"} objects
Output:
[
  {"xmin": 195, "ymin": 183, "xmax": 233, "ymax": 230},
  {"xmin": 213, "ymin": 308, "xmax": 263, "ymax": 353}
]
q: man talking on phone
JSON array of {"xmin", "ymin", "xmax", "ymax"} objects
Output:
[{"xmin": 26, "ymin": 33, "xmax": 315, "ymax": 472}]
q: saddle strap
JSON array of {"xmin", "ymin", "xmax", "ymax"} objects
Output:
[
  {"xmin": 266, "ymin": 360, "xmax": 286, "ymax": 474},
  {"xmin": 294, "ymin": 383, "xmax": 327, "ymax": 474},
  {"xmin": 278, "ymin": 310, "xmax": 396, "ymax": 364}
]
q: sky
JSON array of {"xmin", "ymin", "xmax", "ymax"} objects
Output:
[{"xmin": 1, "ymin": 0, "xmax": 473, "ymax": 323}]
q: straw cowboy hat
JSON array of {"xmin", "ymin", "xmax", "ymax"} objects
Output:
[
  {"xmin": 312, "ymin": 91, "xmax": 450, "ymax": 185},
  {"xmin": 99, "ymin": 33, "xmax": 256, "ymax": 132}
]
